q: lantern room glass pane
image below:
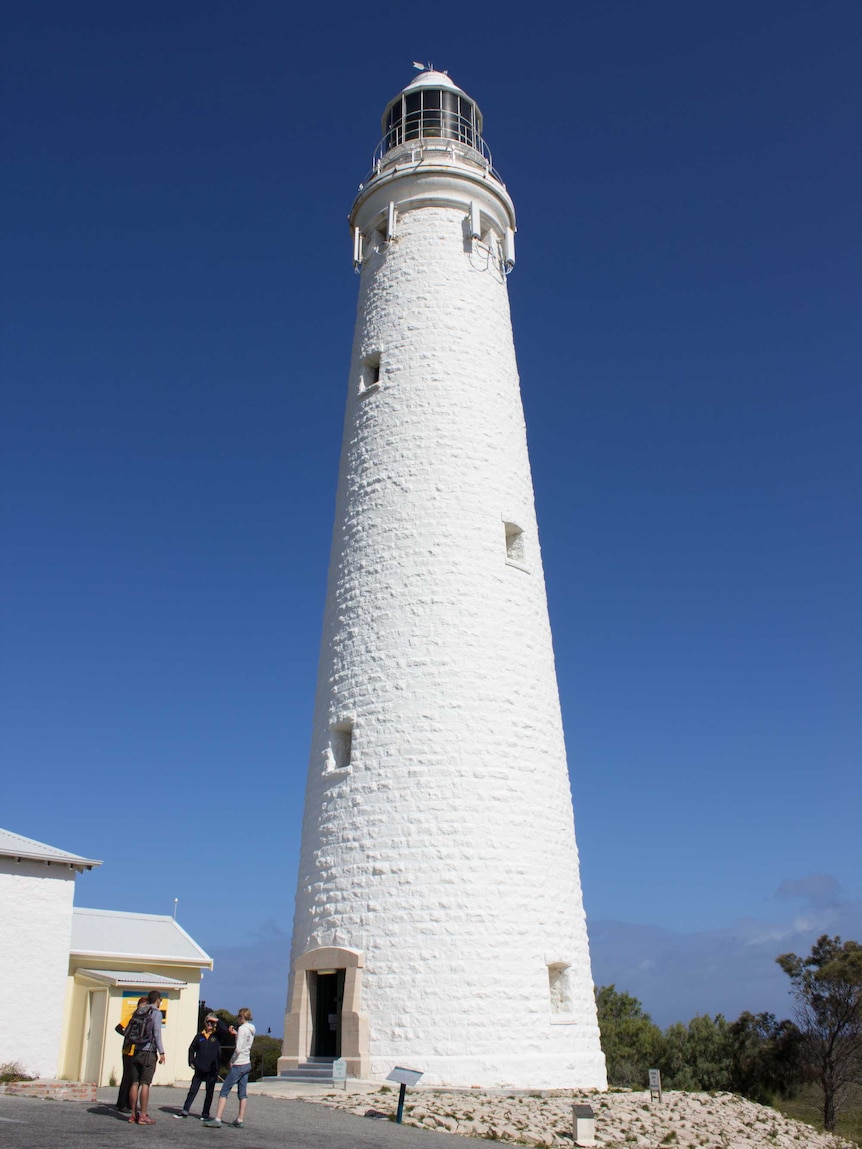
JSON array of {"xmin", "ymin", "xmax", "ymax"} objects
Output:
[
  {"xmin": 423, "ymin": 89, "xmax": 443, "ymax": 137},
  {"xmin": 404, "ymin": 92, "xmax": 422, "ymax": 140},
  {"xmin": 385, "ymin": 101, "xmax": 403, "ymax": 149}
]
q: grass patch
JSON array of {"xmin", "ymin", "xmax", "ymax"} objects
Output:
[
  {"xmin": 772, "ymin": 1083, "xmax": 862, "ymax": 1146},
  {"xmin": 0, "ymin": 1063, "xmax": 35, "ymax": 1083}
]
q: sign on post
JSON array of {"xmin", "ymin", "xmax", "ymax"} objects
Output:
[
  {"xmin": 648, "ymin": 1068, "xmax": 662, "ymax": 1102},
  {"xmin": 572, "ymin": 1103, "xmax": 596, "ymax": 1146},
  {"xmin": 385, "ymin": 1066, "xmax": 424, "ymax": 1124}
]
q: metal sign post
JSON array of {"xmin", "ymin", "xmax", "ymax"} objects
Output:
[
  {"xmin": 648, "ymin": 1068, "xmax": 662, "ymax": 1102},
  {"xmin": 385, "ymin": 1066, "xmax": 424, "ymax": 1124}
]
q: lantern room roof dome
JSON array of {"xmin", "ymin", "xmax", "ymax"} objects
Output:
[{"xmin": 401, "ymin": 69, "xmax": 466, "ymax": 96}]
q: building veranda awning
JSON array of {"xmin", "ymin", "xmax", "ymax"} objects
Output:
[{"xmin": 75, "ymin": 969, "xmax": 188, "ymax": 989}]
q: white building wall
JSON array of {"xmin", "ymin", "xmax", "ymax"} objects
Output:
[
  {"xmin": 289, "ymin": 162, "xmax": 606, "ymax": 1088},
  {"xmin": 0, "ymin": 857, "xmax": 76, "ymax": 1077}
]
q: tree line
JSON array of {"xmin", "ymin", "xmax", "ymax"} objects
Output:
[
  {"xmin": 209, "ymin": 1009, "xmax": 282, "ymax": 1081},
  {"xmin": 596, "ymin": 934, "xmax": 861, "ymax": 1132}
]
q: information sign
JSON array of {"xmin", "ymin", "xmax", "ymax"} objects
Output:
[
  {"xmin": 385, "ymin": 1066, "xmax": 424, "ymax": 1122},
  {"xmin": 648, "ymin": 1068, "xmax": 662, "ymax": 1102},
  {"xmin": 385, "ymin": 1066, "xmax": 424, "ymax": 1087}
]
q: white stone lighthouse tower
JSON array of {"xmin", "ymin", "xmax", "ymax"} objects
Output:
[{"xmin": 280, "ymin": 69, "xmax": 606, "ymax": 1090}]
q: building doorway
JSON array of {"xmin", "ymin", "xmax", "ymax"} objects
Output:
[
  {"xmin": 280, "ymin": 946, "xmax": 368, "ymax": 1078},
  {"xmin": 311, "ymin": 969, "xmax": 344, "ymax": 1058},
  {"xmin": 82, "ymin": 989, "xmax": 108, "ymax": 1083}
]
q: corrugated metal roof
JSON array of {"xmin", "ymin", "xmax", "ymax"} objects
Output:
[
  {"xmin": 0, "ymin": 827, "xmax": 102, "ymax": 871},
  {"xmin": 76, "ymin": 969, "xmax": 188, "ymax": 988},
  {"xmin": 71, "ymin": 908, "xmax": 213, "ymax": 968}
]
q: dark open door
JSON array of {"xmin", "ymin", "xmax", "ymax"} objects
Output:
[{"xmin": 311, "ymin": 970, "xmax": 345, "ymax": 1058}]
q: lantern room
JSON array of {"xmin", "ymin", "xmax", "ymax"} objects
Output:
[{"xmin": 381, "ymin": 69, "xmax": 482, "ymax": 155}]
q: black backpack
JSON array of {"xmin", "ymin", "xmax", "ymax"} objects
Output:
[{"xmin": 123, "ymin": 1005, "xmax": 155, "ymax": 1049}]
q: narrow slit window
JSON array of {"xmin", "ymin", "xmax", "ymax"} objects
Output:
[
  {"xmin": 548, "ymin": 963, "xmax": 572, "ymax": 1015},
  {"xmin": 504, "ymin": 521, "xmax": 526, "ymax": 566},
  {"xmin": 327, "ymin": 722, "xmax": 353, "ymax": 772},
  {"xmin": 359, "ymin": 354, "xmax": 381, "ymax": 395}
]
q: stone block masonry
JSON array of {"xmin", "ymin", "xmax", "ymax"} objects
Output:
[{"xmin": 283, "ymin": 71, "xmax": 606, "ymax": 1089}]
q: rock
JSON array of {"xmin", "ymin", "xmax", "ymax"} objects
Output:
[{"xmin": 293, "ymin": 1087, "xmax": 857, "ymax": 1149}]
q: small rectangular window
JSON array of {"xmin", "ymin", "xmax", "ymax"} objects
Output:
[
  {"xmin": 325, "ymin": 721, "xmax": 353, "ymax": 773},
  {"xmin": 548, "ymin": 963, "xmax": 572, "ymax": 1015},
  {"xmin": 358, "ymin": 353, "xmax": 381, "ymax": 396},
  {"xmin": 504, "ymin": 521, "xmax": 526, "ymax": 567}
]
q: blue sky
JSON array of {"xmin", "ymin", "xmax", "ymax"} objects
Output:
[{"xmin": 2, "ymin": 0, "xmax": 859, "ymax": 1035}]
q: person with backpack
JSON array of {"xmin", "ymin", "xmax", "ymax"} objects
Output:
[
  {"xmin": 174, "ymin": 1013, "xmax": 233, "ymax": 1121},
  {"xmin": 203, "ymin": 1007, "xmax": 255, "ymax": 1128},
  {"xmin": 125, "ymin": 990, "xmax": 165, "ymax": 1125},
  {"xmin": 114, "ymin": 995, "xmax": 148, "ymax": 1114}
]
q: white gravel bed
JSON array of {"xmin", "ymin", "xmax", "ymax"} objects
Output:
[{"xmin": 304, "ymin": 1086, "xmax": 855, "ymax": 1149}]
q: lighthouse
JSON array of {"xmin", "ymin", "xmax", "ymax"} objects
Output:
[{"xmin": 280, "ymin": 69, "xmax": 607, "ymax": 1089}]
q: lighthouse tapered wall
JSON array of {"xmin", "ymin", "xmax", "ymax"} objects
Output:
[{"xmin": 281, "ymin": 71, "xmax": 606, "ymax": 1089}]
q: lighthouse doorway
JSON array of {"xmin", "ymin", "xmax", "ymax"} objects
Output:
[
  {"xmin": 279, "ymin": 946, "xmax": 368, "ymax": 1078},
  {"xmin": 311, "ymin": 969, "xmax": 345, "ymax": 1058}
]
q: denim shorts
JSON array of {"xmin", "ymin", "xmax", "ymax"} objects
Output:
[{"xmin": 219, "ymin": 1062, "xmax": 251, "ymax": 1100}]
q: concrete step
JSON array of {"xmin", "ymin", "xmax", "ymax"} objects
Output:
[{"xmin": 277, "ymin": 1060, "xmax": 340, "ymax": 1084}]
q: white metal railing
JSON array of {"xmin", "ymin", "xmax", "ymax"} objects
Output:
[{"xmin": 361, "ymin": 128, "xmax": 504, "ymax": 191}]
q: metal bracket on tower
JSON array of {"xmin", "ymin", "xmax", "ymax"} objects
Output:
[
  {"xmin": 503, "ymin": 227, "xmax": 516, "ymax": 273},
  {"xmin": 469, "ymin": 201, "xmax": 481, "ymax": 241},
  {"xmin": 353, "ymin": 227, "xmax": 364, "ymax": 271}
]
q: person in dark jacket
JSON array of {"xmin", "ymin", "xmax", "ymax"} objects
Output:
[{"xmin": 175, "ymin": 1013, "xmax": 235, "ymax": 1120}]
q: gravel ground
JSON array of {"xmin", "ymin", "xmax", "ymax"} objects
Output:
[{"xmin": 303, "ymin": 1085, "xmax": 857, "ymax": 1148}]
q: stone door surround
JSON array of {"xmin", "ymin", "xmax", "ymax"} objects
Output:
[{"xmin": 278, "ymin": 946, "xmax": 369, "ymax": 1079}]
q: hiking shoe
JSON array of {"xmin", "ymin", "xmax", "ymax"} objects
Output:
[{"xmin": 202, "ymin": 1118, "xmax": 222, "ymax": 1127}]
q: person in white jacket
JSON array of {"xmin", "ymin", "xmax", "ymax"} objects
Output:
[{"xmin": 203, "ymin": 1008, "xmax": 256, "ymax": 1128}]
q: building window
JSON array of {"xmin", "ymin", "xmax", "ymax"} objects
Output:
[
  {"xmin": 548, "ymin": 963, "xmax": 572, "ymax": 1015},
  {"xmin": 325, "ymin": 721, "xmax": 353, "ymax": 773},
  {"xmin": 359, "ymin": 354, "xmax": 381, "ymax": 396},
  {"xmin": 504, "ymin": 521, "xmax": 526, "ymax": 567}
]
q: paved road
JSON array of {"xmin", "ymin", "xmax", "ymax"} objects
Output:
[{"xmin": 0, "ymin": 1087, "xmax": 486, "ymax": 1149}]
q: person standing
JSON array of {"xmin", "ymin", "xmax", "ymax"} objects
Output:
[
  {"xmin": 175, "ymin": 1013, "xmax": 232, "ymax": 1121},
  {"xmin": 115, "ymin": 996, "xmax": 149, "ymax": 1114},
  {"xmin": 127, "ymin": 990, "xmax": 166, "ymax": 1125},
  {"xmin": 203, "ymin": 1007, "xmax": 255, "ymax": 1128}
]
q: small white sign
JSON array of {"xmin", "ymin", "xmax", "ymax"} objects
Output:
[
  {"xmin": 648, "ymin": 1068, "xmax": 662, "ymax": 1101},
  {"xmin": 386, "ymin": 1066, "xmax": 424, "ymax": 1087}
]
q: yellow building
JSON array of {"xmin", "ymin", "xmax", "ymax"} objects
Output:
[
  {"xmin": 62, "ymin": 908, "xmax": 213, "ymax": 1087},
  {"xmin": 0, "ymin": 828, "xmax": 212, "ymax": 1087}
]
